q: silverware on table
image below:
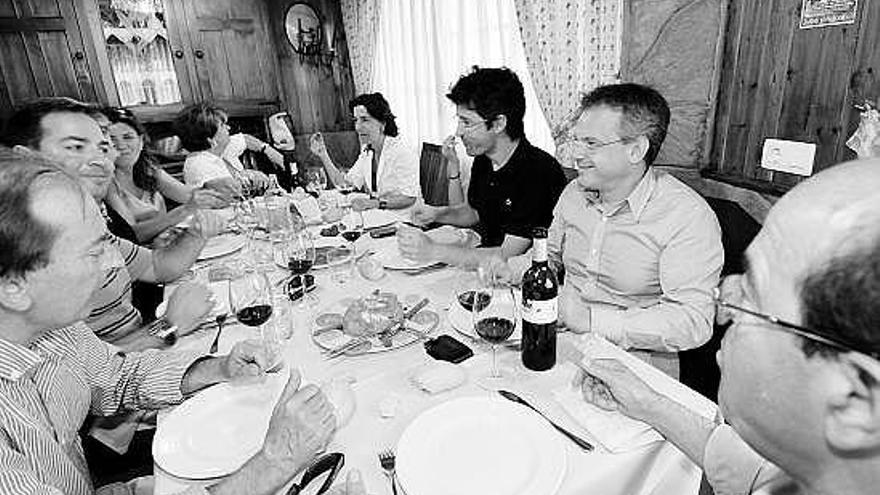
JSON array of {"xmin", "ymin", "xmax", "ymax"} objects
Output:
[
  {"xmin": 378, "ymin": 449, "xmax": 399, "ymax": 495},
  {"xmin": 209, "ymin": 313, "xmax": 227, "ymax": 354},
  {"xmin": 325, "ymin": 298, "xmax": 430, "ymax": 358},
  {"xmin": 497, "ymin": 390, "xmax": 594, "ymax": 452}
]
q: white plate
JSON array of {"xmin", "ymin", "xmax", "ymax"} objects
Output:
[
  {"xmin": 396, "ymin": 396, "xmax": 567, "ymax": 495},
  {"xmin": 360, "ymin": 209, "xmax": 400, "ymax": 229},
  {"xmin": 155, "ymin": 281, "xmax": 230, "ymax": 319},
  {"xmin": 448, "ymin": 290, "xmax": 523, "ymax": 342},
  {"xmin": 153, "ymin": 371, "xmax": 288, "ymax": 479},
  {"xmin": 311, "ymin": 295, "xmax": 440, "ymax": 355},
  {"xmin": 373, "ymin": 246, "xmax": 441, "ymax": 271},
  {"xmin": 198, "ymin": 234, "xmax": 246, "ymax": 261}
]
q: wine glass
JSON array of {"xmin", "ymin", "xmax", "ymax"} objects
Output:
[
  {"xmin": 285, "ymin": 230, "xmax": 318, "ymax": 308},
  {"xmin": 228, "ymin": 271, "xmax": 278, "ymax": 363},
  {"xmin": 305, "ymin": 168, "xmax": 328, "ymax": 197},
  {"xmin": 473, "ymin": 283, "xmax": 517, "ymax": 380},
  {"xmin": 340, "ymin": 210, "xmax": 364, "ymax": 248}
]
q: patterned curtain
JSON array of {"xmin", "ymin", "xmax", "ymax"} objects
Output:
[
  {"xmin": 340, "ymin": 0, "xmax": 383, "ymax": 94},
  {"xmin": 514, "ymin": 0, "xmax": 622, "ymax": 165}
]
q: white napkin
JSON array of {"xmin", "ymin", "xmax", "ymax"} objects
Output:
[
  {"xmin": 291, "ymin": 194, "xmax": 322, "ymax": 225},
  {"xmin": 554, "ymin": 335, "xmax": 718, "ymax": 452},
  {"xmin": 410, "ymin": 361, "xmax": 467, "ymax": 394}
]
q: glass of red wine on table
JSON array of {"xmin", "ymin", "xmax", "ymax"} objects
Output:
[
  {"xmin": 228, "ymin": 271, "xmax": 280, "ymax": 367},
  {"xmin": 285, "ymin": 230, "xmax": 318, "ymax": 309},
  {"xmin": 456, "ymin": 269, "xmax": 517, "ymax": 380}
]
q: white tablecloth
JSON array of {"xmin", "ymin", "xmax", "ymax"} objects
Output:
[{"xmin": 153, "ymin": 234, "xmax": 703, "ymax": 495}]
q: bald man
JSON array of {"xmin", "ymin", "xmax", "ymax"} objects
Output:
[{"xmin": 573, "ymin": 159, "xmax": 880, "ymax": 495}]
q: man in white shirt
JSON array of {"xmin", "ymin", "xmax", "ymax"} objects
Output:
[
  {"xmin": 575, "ymin": 158, "xmax": 880, "ymax": 495},
  {"xmin": 309, "ymin": 92, "xmax": 420, "ymax": 211}
]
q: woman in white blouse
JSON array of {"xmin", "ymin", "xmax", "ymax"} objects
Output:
[{"xmin": 310, "ymin": 92, "xmax": 420, "ymax": 211}]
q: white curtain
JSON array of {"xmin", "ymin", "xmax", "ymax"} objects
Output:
[
  {"xmin": 340, "ymin": 0, "xmax": 383, "ymax": 94},
  {"xmin": 515, "ymin": 0, "xmax": 622, "ymax": 166},
  {"xmin": 370, "ymin": 0, "xmax": 554, "ymax": 155}
]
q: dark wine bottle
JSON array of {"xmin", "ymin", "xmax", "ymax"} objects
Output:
[{"xmin": 521, "ymin": 227, "xmax": 558, "ymax": 371}]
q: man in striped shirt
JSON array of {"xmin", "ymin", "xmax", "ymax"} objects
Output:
[
  {"xmin": 1, "ymin": 97, "xmax": 219, "ymax": 351},
  {"xmin": 0, "ymin": 150, "xmax": 337, "ymax": 494}
]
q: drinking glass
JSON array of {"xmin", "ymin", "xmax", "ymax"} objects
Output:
[
  {"xmin": 228, "ymin": 271, "xmax": 278, "ymax": 363},
  {"xmin": 286, "ymin": 231, "xmax": 318, "ymax": 308},
  {"xmin": 306, "ymin": 168, "xmax": 328, "ymax": 197},
  {"xmin": 328, "ymin": 246, "xmax": 353, "ymax": 286},
  {"xmin": 473, "ymin": 284, "xmax": 516, "ymax": 379},
  {"xmin": 339, "ymin": 211, "xmax": 364, "ymax": 249}
]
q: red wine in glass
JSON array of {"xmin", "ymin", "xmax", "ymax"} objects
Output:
[
  {"xmin": 458, "ymin": 290, "xmax": 492, "ymax": 312},
  {"xmin": 340, "ymin": 230, "xmax": 362, "ymax": 243},
  {"xmin": 288, "ymin": 258, "xmax": 314, "ymax": 275},
  {"xmin": 475, "ymin": 317, "xmax": 515, "ymax": 344},
  {"xmin": 236, "ymin": 304, "xmax": 274, "ymax": 327}
]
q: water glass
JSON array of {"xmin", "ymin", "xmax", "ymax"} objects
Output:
[{"xmin": 328, "ymin": 246, "xmax": 353, "ymax": 286}]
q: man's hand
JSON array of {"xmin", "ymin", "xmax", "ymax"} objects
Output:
[
  {"xmin": 191, "ymin": 209, "xmax": 227, "ymax": 239},
  {"xmin": 397, "ymin": 224, "xmax": 436, "ymax": 261},
  {"xmin": 410, "ymin": 204, "xmax": 440, "ymax": 226},
  {"xmin": 244, "ymin": 169, "xmax": 270, "ymax": 191},
  {"xmin": 221, "ymin": 339, "xmax": 278, "ymax": 380},
  {"xmin": 478, "ymin": 256, "xmax": 515, "ymax": 286},
  {"xmin": 310, "ymin": 133, "xmax": 331, "ymax": 161},
  {"xmin": 165, "ymin": 282, "xmax": 214, "ymax": 334},
  {"xmin": 559, "ymin": 284, "xmax": 591, "ymax": 334},
  {"xmin": 326, "ymin": 470, "xmax": 368, "ymax": 495},
  {"xmin": 575, "ymin": 358, "xmax": 661, "ymax": 422},
  {"xmin": 188, "ymin": 188, "xmax": 228, "ymax": 209},
  {"xmin": 351, "ymin": 197, "xmax": 379, "ymax": 212},
  {"xmin": 441, "ymin": 135, "xmax": 460, "ymax": 175},
  {"xmin": 262, "ymin": 371, "xmax": 336, "ymax": 470}
]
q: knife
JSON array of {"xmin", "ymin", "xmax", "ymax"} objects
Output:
[
  {"xmin": 325, "ymin": 298, "xmax": 430, "ymax": 358},
  {"xmin": 498, "ymin": 389, "xmax": 594, "ymax": 451}
]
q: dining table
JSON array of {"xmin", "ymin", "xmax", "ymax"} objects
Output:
[{"xmin": 152, "ymin": 203, "xmax": 707, "ymax": 495}]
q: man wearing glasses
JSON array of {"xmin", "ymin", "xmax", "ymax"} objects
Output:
[
  {"xmin": 398, "ymin": 66, "xmax": 567, "ymax": 266},
  {"xmin": 576, "ymin": 159, "xmax": 880, "ymax": 495},
  {"xmin": 495, "ymin": 83, "xmax": 723, "ymax": 376}
]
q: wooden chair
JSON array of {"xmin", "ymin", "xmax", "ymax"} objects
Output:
[{"xmin": 420, "ymin": 143, "xmax": 449, "ymax": 206}]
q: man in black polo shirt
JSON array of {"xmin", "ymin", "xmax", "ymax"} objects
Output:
[{"xmin": 398, "ymin": 66, "xmax": 566, "ymax": 267}]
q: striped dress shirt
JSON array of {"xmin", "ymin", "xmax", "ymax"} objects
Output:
[{"xmin": 0, "ymin": 322, "xmax": 204, "ymax": 494}]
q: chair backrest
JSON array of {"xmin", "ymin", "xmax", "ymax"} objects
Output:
[{"xmin": 420, "ymin": 142, "xmax": 449, "ymax": 206}]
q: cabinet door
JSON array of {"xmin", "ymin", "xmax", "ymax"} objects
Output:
[
  {"xmin": 0, "ymin": 0, "xmax": 98, "ymax": 116},
  {"xmin": 179, "ymin": 0, "xmax": 279, "ymax": 107}
]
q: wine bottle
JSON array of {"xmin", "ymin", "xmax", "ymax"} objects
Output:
[{"xmin": 521, "ymin": 227, "xmax": 558, "ymax": 371}]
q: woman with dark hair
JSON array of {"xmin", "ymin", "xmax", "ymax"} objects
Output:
[
  {"xmin": 310, "ymin": 92, "xmax": 420, "ymax": 211},
  {"xmin": 103, "ymin": 107, "xmax": 228, "ymax": 244}
]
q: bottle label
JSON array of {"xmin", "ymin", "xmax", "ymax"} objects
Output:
[{"xmin": 522, "ymin": 297, "xmax": 557, "ymax": 324}]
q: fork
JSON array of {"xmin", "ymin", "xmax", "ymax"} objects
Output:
[
  {"xmin": 209, "ymin": 313, "xmax": 227, "ymax": 354},
  {"xmin": 378, "ymin": 449, "xmax": 398, "ymax": 495}
]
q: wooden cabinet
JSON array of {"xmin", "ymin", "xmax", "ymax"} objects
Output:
[
  {"xmin": 0, "ymin": 0, "xmax": 102, "ymax": 118},
  {"xmin": 0, "ymin": 0, "xmax": 281, "ymax": 121}
]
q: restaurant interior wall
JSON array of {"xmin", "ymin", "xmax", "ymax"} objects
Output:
[{"xmin": 708, "ymin": 0, "xmax": 880, "ymax": 194}]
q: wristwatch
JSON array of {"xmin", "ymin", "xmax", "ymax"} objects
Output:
[{"xmin": 146, "ymin": 317, "xmax": 178, "ymax": 345}]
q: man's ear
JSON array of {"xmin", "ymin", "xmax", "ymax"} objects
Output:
[
  {"xmin": 0, "ymin": 276, "xmax": 33, "ymax": 313},
  {"xmin": 12, "ymin": 144, "xmax": 35, "ymax": 156},
  {"xmin": 627, "ymin": 135, "xmax": 650, "ymax": 165},
  {"xmin": 491, "ymin": 114, "xmax": 508, "ymax": 136},
  {"xmin": 824, "ymin": 353, "xmax": 880, "ymax": 452}
]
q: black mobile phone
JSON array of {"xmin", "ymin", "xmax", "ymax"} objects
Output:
[
  {"xmin": 369, "ymin": 224, "xmax": 397, "ymax": 238},
  {"xmin": 424, "ymin": 335, "xmax": 473, "ymax": 364}
]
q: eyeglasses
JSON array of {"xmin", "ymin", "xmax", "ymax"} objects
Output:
[
  {"xmin": 569, "ymin": 136, "xmax": 630, "ymax": 154},
  {"xmin": 455, "ymin": 116, "xmax": 489, "ymax": 132},
  {"xmin": 713, "ymin": 279, "xmax": 880, "ymax": 359},
  {"xmin": 285, "ymin": 452, "xmax": 344, "ymax": 495}
]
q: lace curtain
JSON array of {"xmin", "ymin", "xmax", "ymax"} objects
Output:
[
  {"xmin": 340, "ymin": 0, "xmax": 383, "ymax": 94},
  {"xmin": 514, "ymin": 0, "xmax": 622, "ymax": 164}
]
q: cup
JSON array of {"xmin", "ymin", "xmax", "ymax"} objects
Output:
[
  {"xmin": 267, "ymin": 293, "xmax": 294, "ymax": 341},
  {"xmin": 328, "ymin": 246, "xmax": 353, "ymax": 286}
]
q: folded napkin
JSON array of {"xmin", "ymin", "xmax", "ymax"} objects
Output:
[
  {"xmin": 291, "ymin": 195, "xmax": 322, "ymax": 224},
  {"xmin": 410, "ymin": 361, "xmax": 467, "ymax": 394},
  {"xmin": 554, "ymin": 335, "xmax": 718, "ymax": 452}
]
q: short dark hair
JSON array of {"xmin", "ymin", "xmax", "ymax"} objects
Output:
[
  {"xmin": 0, "ymin": 97, "xmax": 94, "ymax": 149},
  {"xmin": 447, "ymin": 66, "xmax": 526, "ymax": 140},
  {"xmin": 0, "ymin": 147, "xmax": 77, "ymax": 279},
  {"xmin": 105, "ymin": 107, "xmax": 159, "ymax": 192},
  {"xmin": 349, "ymin": 93, "xmax": 399, "ymax": 137},
  {"xmin": 174, "ymin": 102, "xmax": 227, "ymax": 152},
  {"xmin": 580, "ymin": 83, "xmax": 670, "ymax": 166},
  {"xmin": 800, "ymin": 237, "xmax": 880, "ymax": 359}
]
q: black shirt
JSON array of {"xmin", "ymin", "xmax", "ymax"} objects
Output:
[{"xmin": 467, "ymin": 139, "xmax": 567, "ymax": 247}]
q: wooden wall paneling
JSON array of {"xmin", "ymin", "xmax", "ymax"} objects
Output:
[
  {"xmin": 0, "ymin": 1, "xmax": 16, "ymax": 17},
  {"xmin": 27, "ymin": 0, "xmax": 59, "ymax": 17},
  {"xmin": 0, "ymin": 32, "xmax": 39, "ymax": 104},
  {"xmin": 709, "ymin": 0, "xmax": 740, "ymax": 176},
  {"xmin": 842, "ymin": 0, "xmax": 880, "ymax": 162}
]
